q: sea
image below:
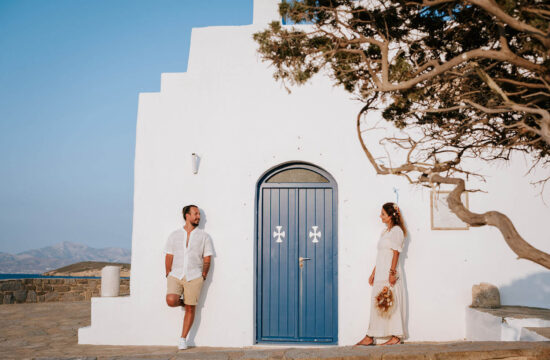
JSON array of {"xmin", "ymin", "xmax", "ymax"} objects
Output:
[{"xmin": 0, "ymin": 273, "xmax": 101, "ymax": 280}]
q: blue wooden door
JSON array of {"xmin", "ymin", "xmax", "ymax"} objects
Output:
[{"xmin": 256, "ymin": 164, "xmax": 337, "ymax": 344}]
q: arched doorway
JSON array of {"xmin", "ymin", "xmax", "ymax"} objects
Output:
[{"xmin": 255, "ymin": 162, "xmax": 338, "ymax": 344}]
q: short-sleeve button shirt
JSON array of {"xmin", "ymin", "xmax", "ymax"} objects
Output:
[{"xmin": 164, "ymin": 228, "xmax": 214, "ymax": 281}]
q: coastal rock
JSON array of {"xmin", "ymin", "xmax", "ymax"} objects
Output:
[
  {"xmin": 4, "ymin": 294, "xmax": 13, "ymax": 304},
  {"xmin": 1, "ymin": 281, "xmax": 21, "ymax": 292},
  {"xmin": 0, "ymin": 278, "xmax": 129, "ymax": 304},
  {"xmin": 472, "ymin": 283, "xmax": 501, "ymax": 308},
  {"xmin": 44, "ymin": 292, "xmax": 59, "ymax": 302},
  {"xmin": 54, "ymin": 285, "xmax": 70, "ymax": 292},
  {"xmin": 26, "ymin": 290, "xmax": 37, "ymax": 303},
  {"xmin": 13, "ymin": 290, "xmax": 28, "ymax": 303},
  {"xmin": 42, "ymin": 260, "xmax": 130, "ymax": 278}
]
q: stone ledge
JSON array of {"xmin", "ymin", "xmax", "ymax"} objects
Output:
[
  {"xmin": 472, "ymin": 305, "xmax": 550, "ymax": 321},
  {"xmin": 466, "ymin": 306, "xmax": 550, "ymax": 341},
  {"xmin": 521, "ymin": 327, "xmax": 550, "ymax": 341}
]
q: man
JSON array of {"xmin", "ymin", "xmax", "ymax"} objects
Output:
[{"xmin": 164, "ymin": 205, "xmax": 213, "ymax": 350}]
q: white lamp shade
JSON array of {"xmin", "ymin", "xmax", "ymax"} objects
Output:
[{"xmin": 191, "ymin": 153, "xmax": 200, "ymax": 174}]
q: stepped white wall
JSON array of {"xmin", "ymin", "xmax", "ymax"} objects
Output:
[{"xmin": 79, "ymin": 0, "xmax": 550, "ymax": 346}]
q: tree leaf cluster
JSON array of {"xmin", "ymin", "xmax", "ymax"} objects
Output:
[{"xmin": 254, "ymin": 0, "xmax": 550, "ymax": 175}]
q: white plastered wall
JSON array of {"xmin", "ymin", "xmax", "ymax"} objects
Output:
[{"xmin": 79, "ymin": 0, "xmax": 550, "ymax": 346}]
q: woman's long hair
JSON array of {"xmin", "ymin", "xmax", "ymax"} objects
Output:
[{"xmin": 382, "ymin": 202, "xmax": 407, "ymax": 237}]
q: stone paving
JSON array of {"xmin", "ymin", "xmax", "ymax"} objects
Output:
[{"xmin": 1, "ymin": 301, "xmax": 550, "ymax": 360}]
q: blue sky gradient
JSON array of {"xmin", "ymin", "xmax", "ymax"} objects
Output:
[{"xmin": 0, "ymin": 0, "xmax": 253, "ymax": 253}]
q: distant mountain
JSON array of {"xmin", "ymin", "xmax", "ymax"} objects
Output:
[{"xmin": 0, "ymin": 241, "xmax": 131, "ymax": 274}]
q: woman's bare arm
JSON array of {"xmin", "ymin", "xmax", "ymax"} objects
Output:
[{"xmin": 389, "ymin": 250, "xmax": 399, "ymax": 285}]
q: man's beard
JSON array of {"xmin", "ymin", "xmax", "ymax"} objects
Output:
[{"xmin": 191, "ymin": 219, "xmax": 200, "ymax": 227}]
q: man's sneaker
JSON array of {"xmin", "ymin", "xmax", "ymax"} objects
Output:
[{"xmin": 177, "ymin": 337, "xmax": 187, "ymax": 350}]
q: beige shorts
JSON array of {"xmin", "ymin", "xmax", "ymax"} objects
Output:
[{"xmin": 167, "ymin": 276, "xmax": 204, "ymax": 306}]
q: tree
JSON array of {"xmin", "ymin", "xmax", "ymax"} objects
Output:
[{"xmin": 253, "ymin": 0, "xmax": 550, "ymax": 268}]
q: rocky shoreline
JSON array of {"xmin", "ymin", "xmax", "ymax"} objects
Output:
[
  {"xmin": 42, "ymin": 261, "xmax": 131, "ymax": 278},
  {"xmin": 43, "ymin": 269, "xmax": 131, "ymax": 277}
]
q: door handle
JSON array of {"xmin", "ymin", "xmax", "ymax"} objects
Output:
[{"xmin": 299, "ymin": 257, "xmax": 311, "ymax": 268}]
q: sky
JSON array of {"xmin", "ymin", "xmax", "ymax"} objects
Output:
[{"xmin": 0, "ymin": 0, "xmax": 253, "ymax": 254}]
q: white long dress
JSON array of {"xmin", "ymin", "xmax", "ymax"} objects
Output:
[{"xmin": 367, "ymin": 226, "xmax": 407, "ymax": 338}]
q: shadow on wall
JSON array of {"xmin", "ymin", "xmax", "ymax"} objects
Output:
[
  {"xmin": 401, "ymin": 226, "xmax": 411, "ymax": 339},
  {"xmin": 187, "ymin": 259, "xmax": 215, "ymax": 347},
  {"xmin": 186, "ymin": 207, "xmax": 216, "ymax": 346},
  {"xmin": 499, "ymin": 272, "xmax": 550, "ymax": 308},
  {"xmin": 198, "ymin": 208, "xmax": 208, "ymax": 230}
]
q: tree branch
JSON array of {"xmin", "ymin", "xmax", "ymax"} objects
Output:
[
  {"xmin": 469, "ymin": 0, "xmax": 550, "ymax": 47},
  {"xmin": 427, "ymin": 174, "xmax": 550, "ymax": 269},
  {"xmin": 357, "ymin": 109, "xmax": 550, "ymax": 270}
]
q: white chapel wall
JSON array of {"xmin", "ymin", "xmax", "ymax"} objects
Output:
[{"xmin": 79, "ymin": 0, "xmax": 550, "ymax": 346}]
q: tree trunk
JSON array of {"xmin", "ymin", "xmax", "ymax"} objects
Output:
[{"xmin": 428, "ymin": 174, "xmax": 550, "ymax": 269}]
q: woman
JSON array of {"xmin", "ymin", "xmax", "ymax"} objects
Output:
[{"xmin": 356, "ymin": 202, "xmax": 407, "ymax": 346}]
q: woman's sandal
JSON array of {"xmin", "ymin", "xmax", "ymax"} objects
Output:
[
  {"xmin": 378, "ymin": 336, "xmax": 402, "ymax": 346},
  {"xmin": 354, "ymin": 335, "xmax": 375, "ymax": 346}
]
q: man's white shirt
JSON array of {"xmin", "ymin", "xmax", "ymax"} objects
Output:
[{"xmin": 164, "ymin": 227, "xmax": 214, "ymax": 281}]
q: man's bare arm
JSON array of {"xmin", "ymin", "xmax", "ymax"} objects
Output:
[
  {"xmin": 202, "ymin": 256, "xmax": 211, "ymax": 279},
  {"xmin": 165, "ymin": 254, "xmax": 174, "ymax": 277}
]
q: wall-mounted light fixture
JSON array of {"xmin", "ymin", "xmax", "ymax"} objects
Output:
[{"xmin": 191, "ymin": 153, "xmax": 200, "ymax": 174}]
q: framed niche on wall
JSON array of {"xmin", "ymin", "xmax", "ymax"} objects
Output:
[{"xmin": 430, "ymin": 190, "xmax": 470, "ymax": 230}]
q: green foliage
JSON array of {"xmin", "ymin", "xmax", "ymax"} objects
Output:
[{"xmin": 254, "ymin": 0, "xmax": 550, "ymax": 168}]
